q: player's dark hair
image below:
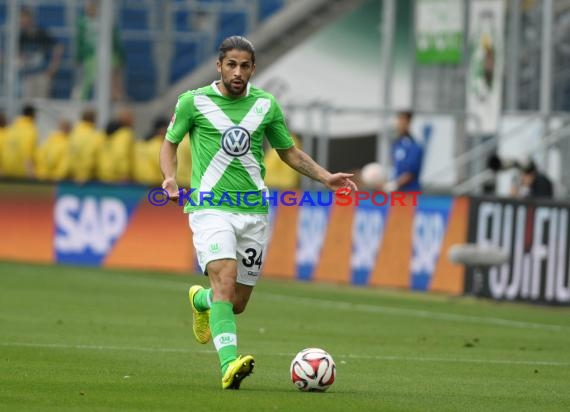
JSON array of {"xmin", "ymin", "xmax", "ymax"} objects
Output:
[
  {"xmin": 398, "ymin": 110, "xmax": 413, "ymax": 122},
  {"xmin": 218, "ymin": 36, "xmax": 256, "ymax": 64},
  {"xmin": 22, "ymin": 105, "xmax": 36, "ymax": 118}
]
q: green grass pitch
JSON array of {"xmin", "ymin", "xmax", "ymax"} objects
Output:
[{"xmin": 1, "ymin": 262, "xmax": 569, "ymax": 411}]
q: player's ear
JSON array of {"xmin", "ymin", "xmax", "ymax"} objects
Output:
[
  {"xmin": 251, "ymin": 63, "xmax": 256, "ymax": 76},
  {"xmin": 216, "ymin": 59, "xmax": 222, "ymax": 74}
]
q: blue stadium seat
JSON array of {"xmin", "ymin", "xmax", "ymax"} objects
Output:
[
  {"xmin": 0, "ymin": 2, "xmax": 6, "ymax": 25},
  {"xmin": 126, "ymin": 67, "xmax": 156, "ymax": 101},
  {"xmin": 170, "ymin": 40, "xmax": 199, "ymax": 83},
  {"xmin": 53, "ymin": 35, "xmax": 72, "ymax": 59},
  {"xmin": 174, "ymin": 9, "xmax": 191, "ymax": 31},
  {"xmin": 259, "ymin": 0, "xmax": 284, "ymax": 20},
  {"xmin": 51, "ymin": 67, "xmax": 74, "ymax": 99},
  {"xmin": 216, "ymin": 11, "xmax": 248, "ymax": 45},
  {"xmin": 119, "ymin": 7, "xmax": 149, "ymax": 30},
  {"xmin": 36, "ymin": 4, "xmax": 66, "ymax": 28},
  {"xmin": 123, "ymin": 39, "xmax": 156, "ymax": 101}
]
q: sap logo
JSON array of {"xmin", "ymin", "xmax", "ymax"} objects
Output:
[
  {"xmin": 411, "ymin": 212, "xmax": 446, "ymax": 275},
  {"xmin": 351, "ymin": 209, "xmax": 384, "ymax": 271},
  {"xmin": 296, "ymin": 207, "xmax": 329, "ymax": 265},
  {"xmin": 55, "ymin": 195, "xmax": 128, "ymax": 254}
]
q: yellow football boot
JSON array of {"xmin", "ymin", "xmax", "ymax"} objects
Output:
[
  {"xmin": 188, "ymin": 285, "xmax": 211, "ymax": 344},
  {"xmin": 221, "ymin": 355, "xmax": 255, "ymax": 389}
]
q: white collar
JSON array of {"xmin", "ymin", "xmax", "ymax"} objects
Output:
[{"xmin": 211, "ymin": 81, "xmax": 251, "ymax": 97}]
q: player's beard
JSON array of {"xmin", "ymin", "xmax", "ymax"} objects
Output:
[{"xmin": 223, "ymin": 77, "xmax": 247, "ymax": 96}]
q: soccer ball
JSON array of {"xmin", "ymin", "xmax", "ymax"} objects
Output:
[
  {"xmin": 360, "ymin": 162, "xmax": 387, "ymax": 189},
  {"xmin": 290, "ymin": 348, "xmax": 336, "ymax": 392}
]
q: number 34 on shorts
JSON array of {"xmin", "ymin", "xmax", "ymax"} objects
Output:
[
  {"xmin": 242, "ymin": 247, "xmax": 263, "ymax": 270},
  {"xmin": 189, "ymin": 211, "xmax": 270, "ymax": 286}
]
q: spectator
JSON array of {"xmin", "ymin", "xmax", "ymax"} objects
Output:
[
  {"xmin": 134, "ymin": 117, "xmax": 168, "ymax": 186},
  {"xmin": 35, "ymin": 118, "xmax": 71, "ymax": 181},
  {"xmin": 75, "ymin": 0, "xmax": 126, "ymax": 101},
  {"xmin": 18, "ymin": 7, "xmax": 64, "ymax": 98},
  {"xmin": 0, "ymin": 112, "xmax": 6, "ymax": 176},
  {"xmin": 97, "ymin": 107, "xmax": 135, "ymax": 183},
  {"xmin": 2, "ymin": 105, "xmax": 38, "ymax": 178},
  {"xmin": 264, "ymin": 134, "xmax": 301, "ymax": 189},
  {"xmin": 68, "ymin": 109, "xmax": 104, "ymax": 183},
  {"xmin": 384, "ymin": 111, "xmax": 424, "ymax": 193},
  {"xmin": 97, "ymin": 130, "xmax": 114, "ymax": 183},
  {"xmin": 514, "ymin": 160, "xmax": 554, "ymax": 199},
  {"xmin": 487, "ymin": 153, "xmax": 554, "ymax": 199}
]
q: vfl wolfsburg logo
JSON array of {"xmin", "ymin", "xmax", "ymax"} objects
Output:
[
  {"xmin": 209, "ymin": 243, "xmax": 221, "ymax": 253},
  {"xmin": 219, "ymin": 335, "xmax": 233, "ymax": 344},
  {"xmin": 221, "ymin": 126, "xmax": 251, "ymax": 157}
]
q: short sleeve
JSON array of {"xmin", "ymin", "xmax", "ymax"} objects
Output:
[
  {"xmin": 165, "ymin": 93, "xmax": 194, "ymax": 144},
  {"xmin": 265, "ymin": 98, "xmax": 295, "ymax": 150},
  {"xmin": 401, "ymin": 144, "xmax": 423, "ymax": 175}
]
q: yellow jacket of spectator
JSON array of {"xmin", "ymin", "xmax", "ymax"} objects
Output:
[
  {"xmin": 35, "ymin": 130, "xmax": 70, "ymax": 181},
  {"xmin": 177, "ymin": 135, "xmax": 192, "ymax": 188},
  {"xmin": 97, "ymin": 136, "xmax": 114, "ymax": 183},
  {"xmin": 98, "ymin": 126, "xmax": 134, "ymax": 183},
  {"xmin": 132, "ymin": 139, "xmax": 147, "ymax": 184},
  {"xmin": 134, "ymin": 135, "xmax": 163, "ymax": 186},
  {"xmin": 264, "ymin": 134, "xmax": 301, "ymax": 190},
  {"xmin": 2, "ymin": 116, "xmax": 38, "ymax": 178},
  {"xmin": 68, "ymin": 121, "xmax": 104, "ymax": 183},
  {"xmin": 0, "ymin": 126, "xmax": 6, "ymax": 174}
]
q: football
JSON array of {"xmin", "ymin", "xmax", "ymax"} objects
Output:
[
  {"xmin": 360, "ymin": 162, "xmax": 387, "ymax": 189},
  {"xmin": 290, "ymin": 348, "xmax": 336, "ymax": 392}
]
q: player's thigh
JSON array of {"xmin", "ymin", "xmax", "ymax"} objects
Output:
[
  {"xmin": 189, "ymin": 211, "xmax": 238, "ymax": 287},
  {"xmin": 235, "ymin": 214, "xmax": 270, "ymax": 287}
]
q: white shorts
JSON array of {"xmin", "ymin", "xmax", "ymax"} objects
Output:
[{"xmin": 189, "ymin": 210, "xmax": 270, "ymax": 286}]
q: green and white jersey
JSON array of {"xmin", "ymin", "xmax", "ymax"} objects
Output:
[{"xmin": 166, "ymin": 81, "xmax": 295, "ymax": 214}]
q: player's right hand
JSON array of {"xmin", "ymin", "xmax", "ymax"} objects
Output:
[{"xmin": 162, "ymin": 177, "xmax": 180, "ymax": 203}]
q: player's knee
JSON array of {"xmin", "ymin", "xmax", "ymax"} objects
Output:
[
  {"xmin": 207, "ymin": 260, "xmax": 238, "ymax": 301},
  {"xmin": 212, "ymin": 283, "xmax": 235, "ymax": 302}
]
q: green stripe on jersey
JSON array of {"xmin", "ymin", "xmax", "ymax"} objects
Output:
[{"xmin": 166, "ymin": 82, "xmax": 294, "ymax": 214}]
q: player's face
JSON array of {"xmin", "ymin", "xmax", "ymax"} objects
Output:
[{"xmin": 217, "ymin": 49, "xmax": 256, "ymax": 97}]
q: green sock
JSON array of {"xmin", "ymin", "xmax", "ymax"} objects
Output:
[
  {"xmin": 210, "ymin": 301, "xmax": 237, "ymax": 374},
  {"xmin": 193, "ymin": 288, "xmax": 212, "ymax": 312}
]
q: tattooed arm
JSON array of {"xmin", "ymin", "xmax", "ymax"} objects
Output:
[{"xmin": 276, "ymin": 146, "xmax": 357, "ymax": 192}]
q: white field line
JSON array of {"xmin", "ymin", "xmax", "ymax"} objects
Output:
[
  {"xmin": 257, "ymin": 293, "xmax": 569, "ymax": 332},
  {"xmin": 1, "ymin": 342, "xmax": 569, "ymax": 367}
]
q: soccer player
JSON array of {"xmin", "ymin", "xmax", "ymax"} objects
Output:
[
  {"xmin": 160, "ymin": 36, "xmax": 356, "ymax": 390},
  {"xmin": 384, "ymin": 111, "xmax": 424, "ymax": 193}
]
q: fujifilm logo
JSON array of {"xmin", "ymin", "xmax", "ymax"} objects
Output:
[{"xmin": 476, "ymin": 202, "xmax": 570, "ymax": 303}]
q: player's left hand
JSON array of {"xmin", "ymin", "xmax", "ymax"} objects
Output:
[
  {"xmin": 324, "ymin": 173, "xmax": 358, "ymax": 193},
  {"xmin": 162, "ymin": 177, "xmax": 180, "ymax": 203}
]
